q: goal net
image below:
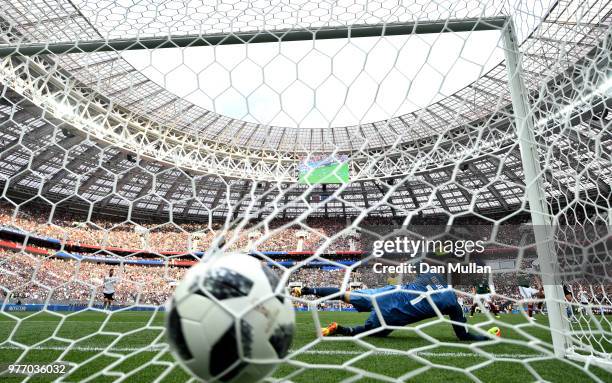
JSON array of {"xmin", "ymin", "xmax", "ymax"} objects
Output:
[{"xmin": 0, "ymin": 0, "xmax": 610, "ymax": 381}]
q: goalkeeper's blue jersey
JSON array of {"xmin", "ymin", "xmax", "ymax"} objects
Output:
[{"xmin": 349, "ymin": 273, "xmax": 458, "ymax": 326}]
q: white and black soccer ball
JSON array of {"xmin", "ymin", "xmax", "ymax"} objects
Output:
[{"xmin": 166, "ymin": 253, "xmax": 295, "ymax": 382}]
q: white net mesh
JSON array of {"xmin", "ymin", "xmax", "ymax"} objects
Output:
[{"xmin": 0, "ymin": 0, "xmax": 610, "ymax": 381}]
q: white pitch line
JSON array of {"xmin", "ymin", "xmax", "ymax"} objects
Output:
[
  {"xmin": 0, "ymin": 344, "xmax": 548, "ymax": 359},
  {"xmin": 0, "ymin": 321, "xmax": 160, "ymax": 324},
  {"xmin": 289, "ymin": 350, "xmax": 548, "ymax": 359}
]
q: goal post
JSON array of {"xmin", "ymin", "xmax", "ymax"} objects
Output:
[
  {"xmin": 0, "ymin": 14, "xmax": 585, "ymax": 363},
  {"xmin": 0, "ymin": 17, "xmax": 508, "ymax": 57},
  {"xmin": 500, "ymin": 19, "xmax": 571, "ymax": 360}
]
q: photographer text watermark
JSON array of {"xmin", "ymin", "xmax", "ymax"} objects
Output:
[{"xmin": 372, "ymin": 238, "xmax": 485, "ymax": 258}]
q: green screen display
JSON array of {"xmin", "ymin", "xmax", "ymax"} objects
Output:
[{"xmin": 298, "ymin": 155, "xmax": 350, "ymax": 184}]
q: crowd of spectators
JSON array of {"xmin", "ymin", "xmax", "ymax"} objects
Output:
[
  {"xmin": 0, "ymin": 204, "xmax": 362, "ymax": 253},
  {"xmin": 0, "ymin": 250, "xmax": 184, "ymax": 306},
  {"xmin": 4, "ymin": 201, "xmax": 605, "ymax": 257},
  {"xmin": 0, "ymin": 202, "xmax": 560, "ymax": 255},
  {"xmin": 1, "ymin": 248, "xmax": 610, "ymax": 314},
  {"xmin": 0, "ymin": 200, "xmax": 609, "ymax": 314},
  {"xmin": 0, "ymin": 248, "xmax": 361, "ymax": 307}
]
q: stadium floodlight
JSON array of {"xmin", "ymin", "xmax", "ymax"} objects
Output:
[
  {"xmin": 50, "ymin": 100, "xmax": 76, "ymax": 120},
  {"xmin": 0, "ymin": 0, "xmax": 610, "ymax": 382}
]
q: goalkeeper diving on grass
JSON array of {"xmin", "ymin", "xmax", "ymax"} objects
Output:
[{"xmin": 292, "ymin": 271, "xmax": 500, "ymax": 340}]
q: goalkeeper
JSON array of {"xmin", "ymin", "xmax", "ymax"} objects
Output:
[{"xmin": 292, "ymin": 272, "xmax": 499, "ymax": 340}]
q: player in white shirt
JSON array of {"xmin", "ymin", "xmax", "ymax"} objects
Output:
[
  {"xmin": 518, "ymin": 276, "xmax": 543, "ymax": 320},
  {"xmin": 579, "ymin": 290, "xmax": 590, "ymax": 304},
  {"xmin": 470, "ymin": 278, "xmax": 500, "ymax": 318},
  {"xmin": 457, "ymin": 296, "xmax": 467, "ymax": 314},
  {"xmin": 563, "ymin": 284, "xmax": 578, "ymax": 322},
  {"xmin": 102, "ymin": 269, "xmax": 118, "ymax": 311},
  {"xmin": 579, "ymin": 289, "xmax": 591, "ymax": 315}
]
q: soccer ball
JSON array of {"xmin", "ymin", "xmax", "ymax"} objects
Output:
[{"xmin": 166, "ymin": 253, "xmax": 295, "ymax": 382}]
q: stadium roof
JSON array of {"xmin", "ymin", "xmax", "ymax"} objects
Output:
[
  {"xmin": 0, "ymin": 0, "xmax": 609, "ymax": 219},
  {"xmin": 0, "ymin": 0, "xmax": 607, "ymax": 152}
]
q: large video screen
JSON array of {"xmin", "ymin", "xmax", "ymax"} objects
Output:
[{"xmin": 298, "ymin": 154, "xmax": 350, "ymax": 184}]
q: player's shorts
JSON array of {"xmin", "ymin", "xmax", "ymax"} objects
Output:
[
  {"xmin": 475, "ymin": 293, "xmax": 492, "ymax": 303},
  {"xmin": 103, "ymin": 292, "xmax": 114, "ymax": 300},
  {"xmin": 349, "ymin": 285, "xmax": 397, "ymax": 312},
  {"xmin": 519, "ymin": 286, "xmax": 538, "ymax": 300}
]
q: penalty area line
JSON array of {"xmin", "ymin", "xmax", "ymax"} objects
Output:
[{"xmin": 0, "ymin": 344, "xmax": 548, "ymax": 359}]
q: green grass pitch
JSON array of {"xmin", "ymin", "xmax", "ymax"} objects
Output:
[{"xmin": 0, "ymin": 311, "xmax": 609, "ymax": 382}]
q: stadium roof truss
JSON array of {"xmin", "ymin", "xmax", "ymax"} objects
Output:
[{"xmin": 0, "ymin": 0, "xmax": 609, "ymax": 219}]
